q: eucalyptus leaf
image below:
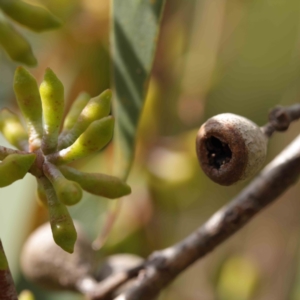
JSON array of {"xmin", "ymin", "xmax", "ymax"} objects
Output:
[{"xmin": 111, "ymin": 0, "xmax": 166, "ymax": 179}]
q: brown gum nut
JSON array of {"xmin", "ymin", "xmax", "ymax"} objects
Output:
[
  {"xmin": 196, "ymin": 113, "xmax": 268, "ymax": 185},
  {"xmin": 21, "ymin": 221, "xmax": 96, "ymax": 291}
]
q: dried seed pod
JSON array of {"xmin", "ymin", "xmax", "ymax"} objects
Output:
[
  {"xmin": 59, "ymin": 165, "xmax": 131, "ymax": 199},
  {"xmin": 21, "ymin": 221, "xmax": 96, "ymax": 291},
  {"xmin": 196, "ymin": 113, "xmax": 268, "ymax": 186},
  {"xmin": 0, "ymin": 0, "xmax": 61, "ymax": 32}
]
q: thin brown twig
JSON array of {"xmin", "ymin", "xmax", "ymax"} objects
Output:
[
  {"xmin": 261, "ymin": 103, "xmax": 300, "ymax": 137},
  {"xmin": 0, "ymin": 240, "xmax": 18, "ymax": 300},
  {"xmin": 86, "ymin": 263, "xmax": 145, "ymax": 300},
  {"xmin": 106, "ymin": 104, "xmax": 300, "ymax": 300}
]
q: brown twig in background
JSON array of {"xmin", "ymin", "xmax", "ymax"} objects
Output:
[
  {"xmin": 0, "ymin": 240, "xmax": 18, "ymax": 300},
  {"xmin": 261, "ymin": 104, "xmax": 300, "ymax": 137},
  {"xmin": 102, "ymin": 104, "xmax": 300, "ymax": 300},
  {"xmin": 86, "ymin": 263, "xmax": 145, "ymax": 300}
]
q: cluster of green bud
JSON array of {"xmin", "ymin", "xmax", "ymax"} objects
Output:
[
  {"xmin": 0, "ymin": 0, "xmax": 61, "ymax": 66},
  {"xmin": 0, "ymin": 67, "xmax": 131, "ymax": 253}
]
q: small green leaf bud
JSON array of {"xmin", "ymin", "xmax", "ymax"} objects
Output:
[
  {"xmin": 59, "ymin": 90, "xmax": 111, "ymax": 149},
  {"xmin": 43, "ymin": 162, "xmax": 82, "ymax": 206},
  {"xmin": 0, "ymin": 18, "xmax": 37, "ymax": 66},
  {"xmin": 0, "ymin": 108, "xmax": 28, "ymax": 150},
  {"xmin": 51, "ymin": 116, "xmax": 114, "ymax": 164},
  {"xmin": 40, "ymin": 68, "xmax": 64, "ymax": 154},
  {"xmin": 14, "ymin": 67, "xmax": 43, "ymax": 150},
  {"xmin": 0, "ymin": 0, "xmax": 61, "ymax": 32},
  {"xmin": 0, "ymin": 153, "xmax": 36, "ymax": 187},
  {"xmin": 196, "ymin": 113, "xmax": 268, "ymax": 185},
  {"xmin": 41, "ymin": 177, "xmax": 77, "ymax": 253},
  {"xmin": 60, "ymin": 166, "xmax": 131, "ymax": 198},
  {"xmin": 61, "ymin": 92, "xmax": 90, "ymax": 133}
]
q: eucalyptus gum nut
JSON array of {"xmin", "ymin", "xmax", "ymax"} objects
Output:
[
  {"xmin": 60, "ymin": 90, "xmax": 111, "ymax": 149},
  {"xmin": 0, "ymin": 153, "xmax": 36, "ymax": 187},
  {"xmin": 0, "ymin": 108, "xmax": 28, "ymax": 150},
  {"xmin": 0, "ymin": 18, "xmax": 37, "ymax": 66},
  {"xmin": 61, "ymin": 92, "xmax": 90, "ymax": 132},
  {"xmin": 43, "ymin": 162, "xmax": 82, "ymax": 206},
  {"xmin": 53, "ymin": 116, "xmax": 114, "ymax": 164},
  {"xmin": 21, "ymin": 221, "xmax": 96, "ymax": 291},
  {"xmin": 14, "ymin": 67, "xmax": 43, "ymax": 150},
  {"xmin": 0, "ymin": 0, "xmax": 61, "ymax": 32},
  {"xmin": 196, "ymin": 113, "xmax": 268, "ymax": 185},
  {"xmin": 60, "ymin": 166, "xmax": 131, "ymax": 198},
  {"xmin": 40, "ymin": 68, "xmax": 64, "ymax": 154}
]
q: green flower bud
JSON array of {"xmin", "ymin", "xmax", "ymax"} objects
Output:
[
  {"xmin": 14, "ymin": 67, "xmax": 43, "ymax": 150},
  {"xmin": 0, "ymin": 0, "xmax": 61, "ymax": 32},
  {"xmin": 61, "ymin": 92, "xmax": 90, "ymax": 133},
  {"xmin": 59, "ymin": 90, "xmax": 111, "ymax": 149},
  {"xmin": 60, "ymin": 166, "xmax": 131, "ymax": 199},
  {"xmin": 43, "ymin": 162, "xmax": 82, "ymax": 206},
  {"xmin": 0, "ymin": 108, "xmax": 28, "ymax": 150},
  {"xmin": 0, "ymin": 153, "xmax": 36, "ymax": 187},
  {"xmin": 41, "ymin": 177, "xmax": 77, "ymax": 253},
  {"xmin": 0, "ymin": 16, "xmax": 36, "ymax": 66},
  {"xmin": 40, "ymin": 68, "xmax": 64, "ymax": 154},
  {"xmin": 51, "ymin": 116, "xmax": 114, "ymax": 164}
]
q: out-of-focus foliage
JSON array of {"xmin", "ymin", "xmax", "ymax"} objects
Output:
[
  {"xmin": 112, "ymin": 0, "xmax": 166, "ymax": 179},
  {"xmin": 1, "ymin": 0, "xmax": 300, "ymax": 299},
  {"xmin": 0, "ymin": 0, "xmax": 61, "ymax": 66}
]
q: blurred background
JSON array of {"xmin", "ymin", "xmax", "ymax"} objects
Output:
[{"xmin": 1, "ymin": 0, "xmax": 300, "ymax": 299}]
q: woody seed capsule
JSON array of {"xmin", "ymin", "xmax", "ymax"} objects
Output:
[{"xmin": 196, "ymin": 113, "xmax": 268, "ymax": 186}]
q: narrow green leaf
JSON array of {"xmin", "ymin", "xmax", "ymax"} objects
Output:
[{"xmin": 111, "ymin": 0, "xmax": 166, "ymax": 179}]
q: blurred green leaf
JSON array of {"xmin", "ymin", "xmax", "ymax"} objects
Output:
[{"xmin": 111, "ymin": 0, "xmax": 166, "ymax": 179}]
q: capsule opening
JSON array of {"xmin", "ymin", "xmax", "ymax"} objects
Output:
[{"xmin": 205, "ymin": 136, "xmax": 232, "ymax": 169}]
